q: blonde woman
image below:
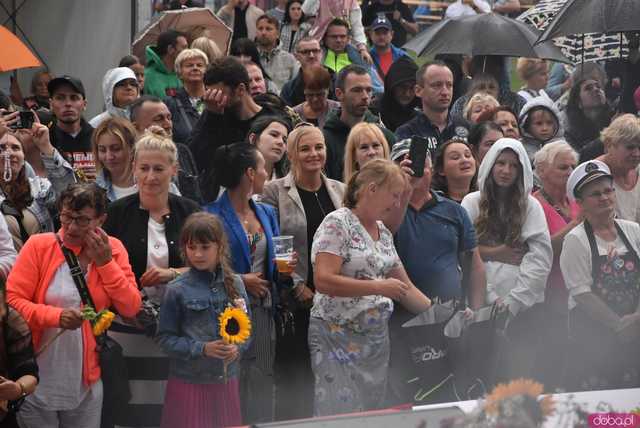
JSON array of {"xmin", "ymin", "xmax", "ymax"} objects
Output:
[
  {"xmin": 463, "ymin": 92, "xmax": 500, "ymax": 125},
  {"xmin": 597, "ymin": 114, "xmax": 640, "ymax": 224},
  {"xmin": 262, "ymin": 123, "xmax": 345, "ymax": 420},
  {"xmin": 102, "ymin": 127, "xmax": 201, "ymax": 428},
  {"xmin": 343, "ymin": 123, "xmax": 390, "ymax": 183},
  {"xmin": 190, "ymin": 37, "xmax": 223, "ymax": 63},
  {"xmin": 310, "ymin": 159, "xmax": 431, "ymax": 416},
  {"xmin": 516, "ymin": 58, "xmax": 550, "ymax": 102},
  {"xmin": 164, "ymin": 48, "xmax": 209, "ymax": 144}
]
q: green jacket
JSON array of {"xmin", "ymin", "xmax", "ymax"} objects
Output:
[
  {"xmin": 322, "ymin": 108, "xmax": 396, "ymax": 181},
  {"xmin": 144, "ymin": 45, "xmax": 182, "ymax": 98}
]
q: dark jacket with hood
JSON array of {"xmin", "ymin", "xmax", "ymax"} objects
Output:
[
  {"xmin": 322, "ymin": 108, "xmax": 396, "ymax": 181},
  {"xmin": 375, "ymin": 56, "xmax": 419, "ymax": 132},
  {"xmin": 164, "ymin": 87, "xmax": 202, "ymax": 145}
]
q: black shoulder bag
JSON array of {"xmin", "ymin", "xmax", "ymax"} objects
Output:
[{"xmin": 55, "ymin": 235, "xmax": 131, "ymax": 428}]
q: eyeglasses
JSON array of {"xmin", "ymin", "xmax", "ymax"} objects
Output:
[
  {"xmin": 297, "ymin": 48, "xmax": 322, "ymax": 56},
  {"xmin": 303, "ymin": 91, "xmax": 327, "ymax": 99},
  {"xmin": 115, "ymin": 80, "xmax": 139, "ymax": 89},
  {"xmin": 584, "ymin": 187, "xmax": 615, "ymax": 199},
  {"xmin": 60, "ymin": 212, "xmax": 94, "ymax": 227}
]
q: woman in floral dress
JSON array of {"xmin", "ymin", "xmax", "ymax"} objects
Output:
[{"xmin": 309, "ymin": 159, "xmax": 431, "ymax": 416}]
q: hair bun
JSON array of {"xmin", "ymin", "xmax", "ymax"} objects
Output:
[{"xmin": 145, "ymin": 125, "xmax": 168, "ymax": 138}]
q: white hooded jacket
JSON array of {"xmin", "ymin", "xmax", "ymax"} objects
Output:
[
  {"xmin": 89, "ymin": 67, "xmax": 137, "ymax": 128},
  {"xmin": 461, "ymin": 138, "xmax": 552, "ymax": 315}
]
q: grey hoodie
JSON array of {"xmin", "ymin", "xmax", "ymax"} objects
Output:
[
  {"xmin": 518, "ymin": 93, "xmax": 564, "ymax": 163},
  {"xmin": 89, "ymin": 67, "xmax": 137, "ymax": 128}
]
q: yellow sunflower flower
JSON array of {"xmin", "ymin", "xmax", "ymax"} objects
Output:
[
  {"xmin": 485, "ymin": 378, "xmax": 554, "ymax": 418},
  {"xmin": 91, "ymin": 310, "xmax": 116, "ymax": 336},
  {"xmin": 219, "ymin": 307, "xmax": 251, "ymax": 345}
]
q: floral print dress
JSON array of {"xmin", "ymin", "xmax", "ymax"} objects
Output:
[{"xmin": 308, "ymin": 207, "xmax": 401, "ymax": 416}]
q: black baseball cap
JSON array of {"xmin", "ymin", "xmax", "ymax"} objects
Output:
[{"xmin": 48, "ymin": 75, "xmax": 86, "ymax": 99}]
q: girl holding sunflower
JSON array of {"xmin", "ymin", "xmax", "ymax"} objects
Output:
[{"xmin": 156, "ymin": 212, "xmax": 251, "ymax": 428}]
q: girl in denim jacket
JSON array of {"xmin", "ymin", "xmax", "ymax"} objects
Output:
[{"xmin": 157, "ymin": 212, "xmax": 250, "ymax": 428}]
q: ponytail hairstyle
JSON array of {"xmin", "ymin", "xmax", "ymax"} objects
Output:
[
  {"xmin": 134, "ymin": 126, "xmax": 178, "ymax": 165},
  {"xmin": 343, "ymin": 158, "xmax": 406, "ymax": 209},
  {"xmin": 179, "ymin": 212, "xmax": 239, "ymax": 300},
  {"xmin": 213, "ymin": 143, "xmax": 259, "ymax": 190}
]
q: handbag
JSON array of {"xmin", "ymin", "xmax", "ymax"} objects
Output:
[{"xmin": 55, "ymin": 235, "xmax": 131, "ymax": 427}]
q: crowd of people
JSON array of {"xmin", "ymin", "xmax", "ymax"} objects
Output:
[{"xmin": 1, "ymin": 0, "xmax": 640, "ymax": 427}]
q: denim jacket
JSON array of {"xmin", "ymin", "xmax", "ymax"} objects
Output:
[{"xmin": 156, "ymin": 268, "xmax": 251, "ymax": 384}]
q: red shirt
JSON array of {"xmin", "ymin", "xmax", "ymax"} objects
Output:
[{"xmin": 378, "ymin": 49, "xmax": 393, "ymax": 77}]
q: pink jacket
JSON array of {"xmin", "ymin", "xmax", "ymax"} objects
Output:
[{"xmin": 7, "ymin": 231, "xmax": 141, "ymax": 386}]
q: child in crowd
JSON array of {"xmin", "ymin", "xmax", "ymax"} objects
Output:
[
  {"xmin": 157, "ymin": 212, "xmax": 251, "ymax": 428},
  {"xmin": 519, "ymin": 94, "xmax": 563, "ymax": 164}
]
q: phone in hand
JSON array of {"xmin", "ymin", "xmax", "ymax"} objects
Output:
[
  {"xmin": 5, "ymin": 111, "xmax": 35, "ymax": 130},
  {"xmin": 408, "ymin": 136, "xmax": 429, "ymax": 177}
]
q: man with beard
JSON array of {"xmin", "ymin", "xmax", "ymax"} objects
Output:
[
  {"xmin": 323, "ymin": 64, "xmax": 395, "ymax": 181},
  {"xmin": 255, "ymin": 14, "xmax": 299, "ymax": 94},
  {"xmin": 396, "ymin": 61, "xmax": 469, "ymax": 153},
  {"xmin": 47, "ymin": 76, "xmax": 96, "ymax": 180},
  {"xmin": 189, "ymin": 56, "xmax": 275, "ymax": 202},
  {"xmin": 375, "ymin": 56, "xmax": 419, "ymax": 132}
]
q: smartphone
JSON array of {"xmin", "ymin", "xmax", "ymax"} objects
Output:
[
  {"xmin": 409, "ymin": 136, "xmax": 429, "ymax": 177},
  {"xmin": 6, "ymin": 111, "xmax": 35, "ymax": 130}
]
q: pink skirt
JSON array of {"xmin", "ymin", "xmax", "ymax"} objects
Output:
[{"xmin": 160, "ymin": 377, "xmax": 242, "ymax": 428}]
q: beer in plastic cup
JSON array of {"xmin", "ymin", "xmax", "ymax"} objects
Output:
[{"xmin": 273, "ymin": 235, "xmax": 294, "ymax": 274}]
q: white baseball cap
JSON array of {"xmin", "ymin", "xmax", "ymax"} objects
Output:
[{"xmin": 566, "ymin": 159, "xmax": 612, "ymax": 201}]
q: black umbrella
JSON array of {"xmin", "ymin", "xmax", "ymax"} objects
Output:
[
  {"xmin": 538, "ymin": 0, "xmax": 640, "ymax": 43},
  {"xmin": 403, "ymin": 13, "xmax": 570, "ymax": 63}
]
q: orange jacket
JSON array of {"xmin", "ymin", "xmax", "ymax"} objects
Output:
[{"xmin": 7, "ymin": 231, "xmax": 141, "ymax": 386}]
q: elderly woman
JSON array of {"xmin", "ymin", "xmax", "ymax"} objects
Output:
[
  {"xmin": 204, "ymin": 142, "xmax": 297, "ymax": 424},
  {"xmin": 310, "ymin": 159, "xmax": 431, "ymax": 416},
  {"xmin": 163, "ymin": 48, "xmax": 208, "ymax": 145},
  {"xmin": 103, "ymin": 128, "xmax": 201, "ymax": 428},
  {"xmin": 532, "ymin": 140, "xmax": 580, "ymax": 390},
  {"xmin": 468, "ymin": 121, "xmax": 504, "ymax": 166},
  {"xmin": 516, "ymin": 58, "xmax": 550, "ymax": 102},
  {"xmin": 293, "ymin": 65, "xmax": 340, "ymax": 129},
  {"xmin": 463, "ymin": 92, "xmax": 500, "ymax": 126},
  {"xmin": 596, "ymin": 114, "xmax": 640, "ymax": 224},
  {"xmin": 560, "ymin": 160, "xmax": 640, "ymax": 391},
  {"xmin": 247, "ymin": 115, "xmax": 291, "ymax": 182},
  {"xmin": 0, "ymin": 117, "xmax": 76, "ymax": 250},
  {"xmin": 7, "ymin": 183, "xmax": 141, "ymax": 428},
  {"xmin": 462, "ymin": 138, "xmax": 552, "ymax": 382},
  {"xmin": 262, "ymin": 124, "xmax": 345, "ymax": 420},
  {"xmin": 432, "ymin": 137, "xmax": 477, "ymax": 203},
  {"xmin": 343, "ymin": 122, "xmax": 390, "ymax": 183}
]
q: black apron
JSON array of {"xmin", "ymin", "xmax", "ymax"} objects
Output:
[{"xmin": 567, "ymin": 221, "xmax": 640, "ymax": 391}]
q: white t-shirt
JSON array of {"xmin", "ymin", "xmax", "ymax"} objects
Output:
[
  {"xmin": 145, "ymin": 217, "xmax": 169, "ymax": 305},
  {"xmin": 613, "ymin": 172, "xmax": 640, "ymax": 224},
  {"xmin": 112, "ymin": 184, "xmax": 137, "ymax": 201},
  {"xmin": 560, "ymin": 219, "xmax": 640, "ymax": 310},
  {"xmin": 445, "ymin": 0, "xmax": 491, "ymax": 19}
]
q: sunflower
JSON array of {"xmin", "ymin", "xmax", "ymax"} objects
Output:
[
  {"xmin": 91, "ymin": 310, "xmax": 116, "ymax": 336},
  {"xmin": 485, "ymin": 378, "xmax": 554, "ymax": 420},
  {"xmin": 219, "ymin": 307, "xmax": 251, "ymax": 345}
]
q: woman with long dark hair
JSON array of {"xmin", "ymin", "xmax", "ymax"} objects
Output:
[
  {"xmin": 432, "ymin": 137, "xmax": 477, "ymax": 203},
  {"xmin": 246, "ymin": 115, "xmax": 291, "ymax": 182},
  {"xmin": 280, "ymin": 0, "xmax": 311, "ymax": 53}
]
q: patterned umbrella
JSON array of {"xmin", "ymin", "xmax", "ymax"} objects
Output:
[
  {"xmin": 132, "ymin": 8, "xmax": 232, "ymax": 62},
  {"xmin": 518, "ymin": 0, "xmax": 629, "ymax": 63}
]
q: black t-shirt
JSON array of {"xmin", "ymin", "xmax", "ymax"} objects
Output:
[
  {"xmin": 362, "ymin": 1, "xmax": 415, "ymax": 46},
  {"xmin": 233, "ymin": 6, "xmax": 248, "ymax": 41},
  {"xmin": 49, "ymin": 119, "xmax": 96, "ymax": 180},
  {"xmin": 296, "ymin": 182, "xmax": 336, "ymax": 288}
]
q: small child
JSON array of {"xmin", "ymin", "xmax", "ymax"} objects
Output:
[
  {"xmin": 157, "ymin": 212, "xmax": 250, "ymax": 428},
  {"xmin": 519, "ymin": 94, "xmax": 563, "ymax": 163}
]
